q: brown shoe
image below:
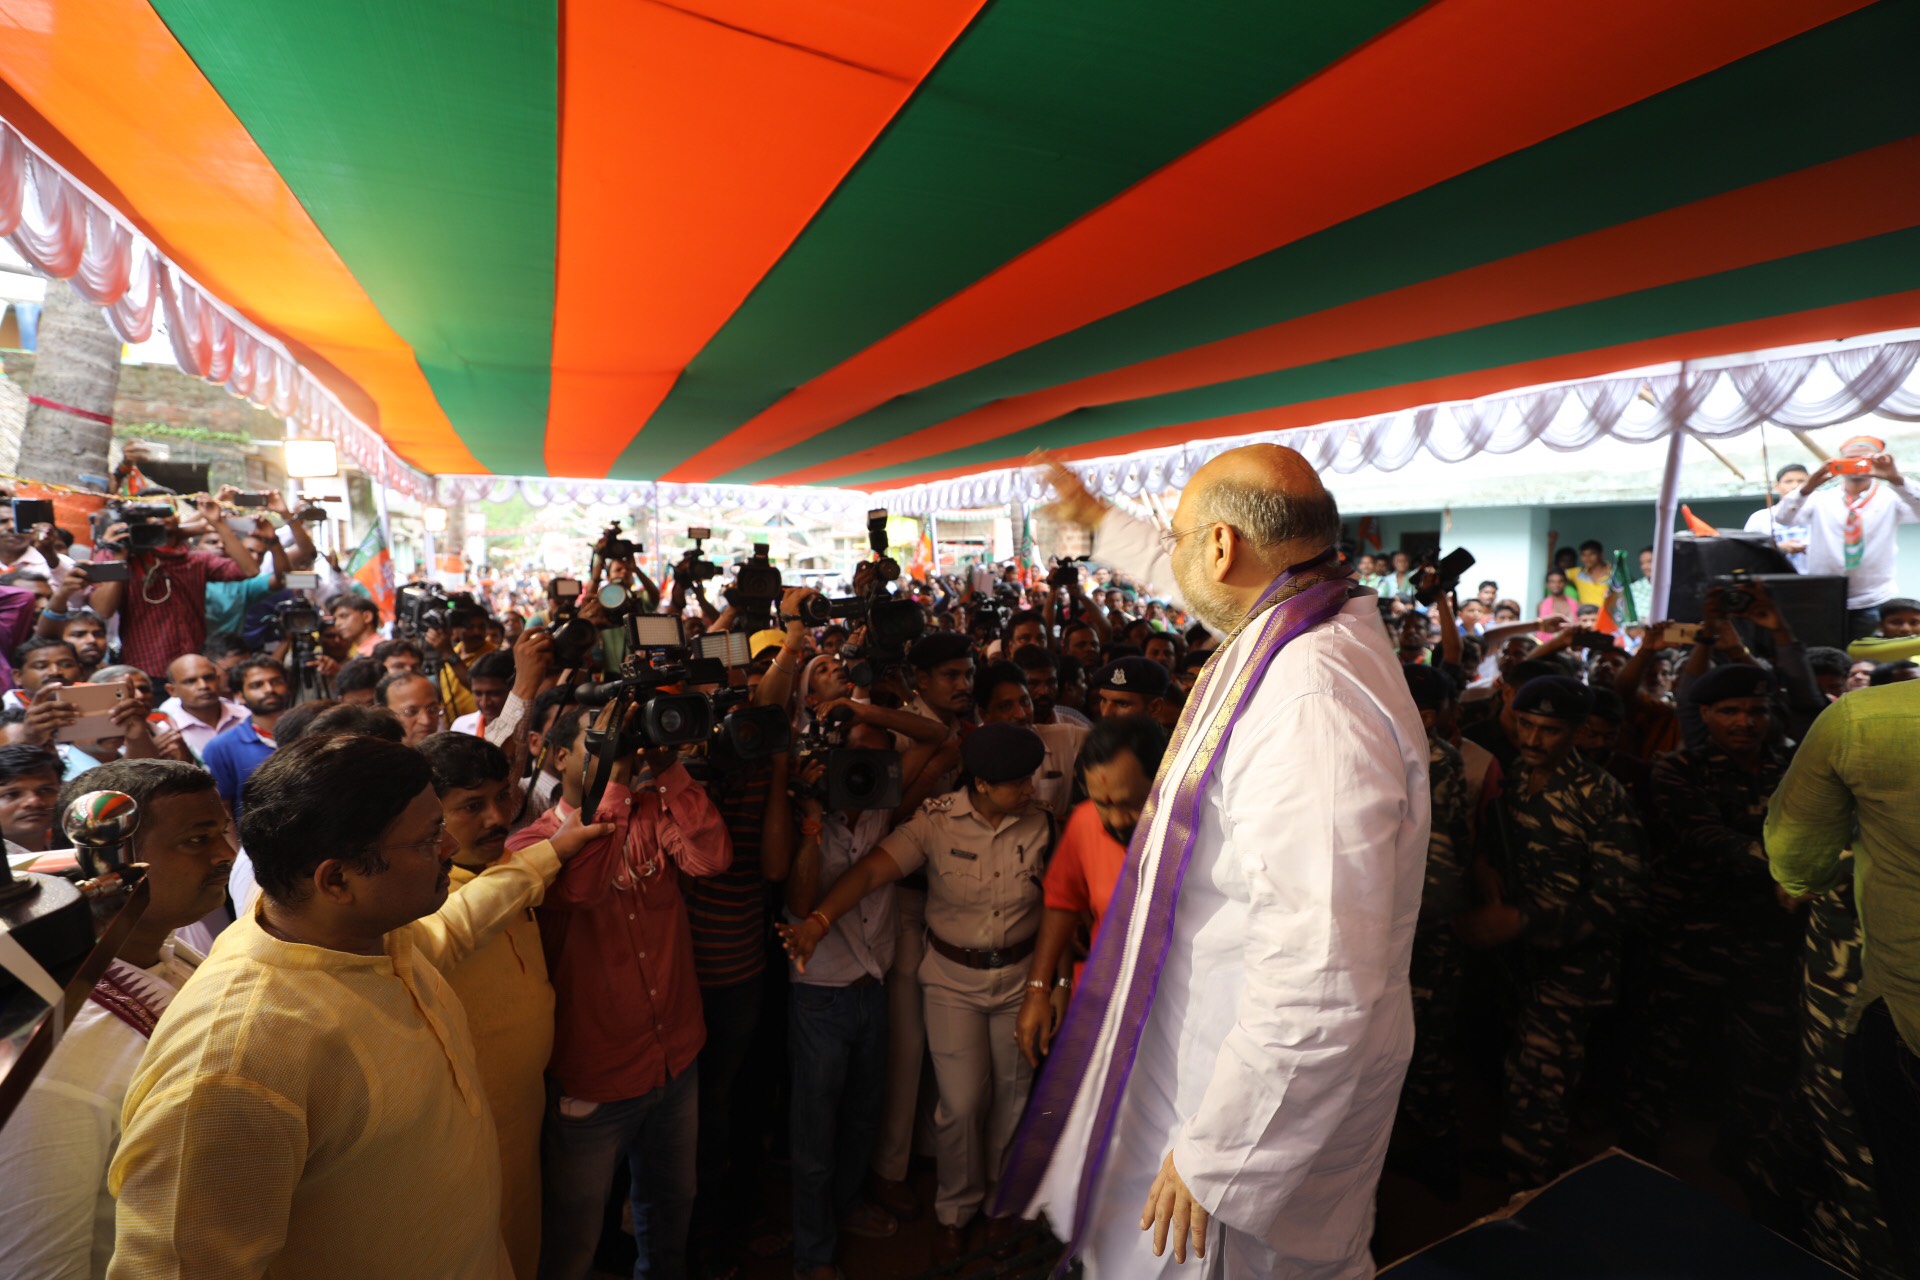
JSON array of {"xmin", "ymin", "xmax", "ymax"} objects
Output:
[
  {"xmin": 870, "ymin": 1175, "xmax": 920, "ymax": 1222},
  {"xmin": 932, "ymin": 1221, "xmax": 970, "ymax": 1265}
]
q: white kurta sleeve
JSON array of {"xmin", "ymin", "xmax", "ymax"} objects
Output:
[
  {"xmin": 1172, "ymin": 687, "xmax": 1414, "ymax": 1238},
  {"xmin": 1092, "ymin": 509, "xmax": 1185, "ymax": 609},
  {"xmin": 1891, "ymin": 477, "xmax": 1920, "ymax": 521},
  {"xmin": 1769, "ymin": 484, "xmax": 1811, "ymax": 527}
]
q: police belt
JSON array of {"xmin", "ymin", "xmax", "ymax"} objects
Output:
[{"xmin": 927, "ymin": 932, "xmax": 1036, "ymax": 970}]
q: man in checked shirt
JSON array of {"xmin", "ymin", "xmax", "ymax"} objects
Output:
[{"xmin": 507, "ymin": 701, "xmax": 732, "ymax": 1280}]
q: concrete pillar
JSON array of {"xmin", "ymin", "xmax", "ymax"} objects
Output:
[{"xmin": 1441, "ymin": 506, "xmax": 1550, "ymax": 610}]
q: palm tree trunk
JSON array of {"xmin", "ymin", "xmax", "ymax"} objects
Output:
[{"xmin": 16, "ymin": 277, "xmax": 120, "ymax": 487}]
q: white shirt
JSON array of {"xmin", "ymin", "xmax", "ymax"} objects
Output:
[
  {"xmin": 0, "ymin": 937, "xmax": 200, "ymax": 1280},
  {"xmin": 1742, "ymin": 505, "xmax": 1810, "ymax": 573},
  {"xmin": 1030, "ymin": 510, "xmax": 1427, "ymax": 1278},
  {"xmin": 1772, "ymin": 477, "xmax": 1920, "ymax": 609},
  {"xmin": 1032, "ymin": 721, "xmax": 1088, "ymax": 821},
  {"xmin": 156, "ymin": 696, "xmax": 250, "ymax": 762},
  {"xmin": 450, "ymin": 710, "xmax": 484, "ymax": 737},
  {"xmin": 791, "ymin": 809, "xmax": 897, "ymax": 987},
  {"xmin": 1051, "ymin": 705, "xmax": 1093, "ymax": 730}
]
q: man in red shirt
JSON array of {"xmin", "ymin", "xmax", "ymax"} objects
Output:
[
  {"xmin": 1016, "ymin": 714, "xmax": 1166, "ymax": 1066},
  {"xmin": 506, "ymin": 701, "xmax": 732, "ymax": 1280},
  {"xmin": 84, "ymin": 489, "xmax": 259, "ymax": 677}
]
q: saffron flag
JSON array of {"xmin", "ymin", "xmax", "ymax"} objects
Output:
[{"xmin": 347, "ymin": 521, "xmax": 396, "ymax": 619}]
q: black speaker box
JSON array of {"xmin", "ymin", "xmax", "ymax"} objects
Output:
[{"xmin": 1665, "ymin": 534, "xmax": 1848, "ymax": 648}]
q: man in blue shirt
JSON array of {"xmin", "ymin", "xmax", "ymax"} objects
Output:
[{"xmin": 202, "ymin": 657, "xmax": 290, "ymax": 815}]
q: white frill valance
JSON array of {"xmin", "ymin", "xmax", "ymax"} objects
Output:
[
  {"xmin": 869, "ymin": 335, "xmax": 1920, "ymax": 515},
  {"xmin": 0, "ymin": 120, "xmax": 430, "ymax": 500},
  {"xmin": 432, "ymin": 474, "xmax": 870, "ymax": 517}
]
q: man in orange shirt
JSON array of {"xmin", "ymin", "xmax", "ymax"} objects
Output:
[{"xmin": 1016, "ymin": 715, "xmax": 1167, "ymax": 1066}]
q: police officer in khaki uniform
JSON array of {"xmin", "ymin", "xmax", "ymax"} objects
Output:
[
  {"xmin": 780, "ymin": 722, "xmax": 1052, "ymax": 1262},
  {"xmin": 975, "ymin": 660, "xmax": 1085, "ymax": 821}
]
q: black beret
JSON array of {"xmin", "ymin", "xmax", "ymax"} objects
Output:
[
  {"xmin": 909, "ymin": 631, "xmax": 975, "ymax": 672},
  {"xmin": 1089, "ymin": 657, "xmax": 1170, "ymax": 699},
  {"xmin": 1512, "ymin": 676, "xmax": 1594, "ymax": 722},
  {"xmin": 962, "ymin": 722, "xmax": 1046, "ymax": 784},
  {"xmin": 1688, "ymin": 664, "xmax": 1774, "ymax": 707},
  {"xmin": 1587, "ymin": 687, "xmax": 1626, "ymax": 724}
]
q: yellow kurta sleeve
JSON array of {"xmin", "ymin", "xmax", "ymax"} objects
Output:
[
  {"xmin": 108, "ymin": 1074, "xmax": 307, "ymax": 1280},
  {"xmin": 406, "ymin": 841, "xmax": 563, "ymax": 972}
]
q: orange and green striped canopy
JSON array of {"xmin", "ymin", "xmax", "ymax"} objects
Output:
[{"xmin": 3, "ymin": 0, "xmax": 1918, "ymax": 486}]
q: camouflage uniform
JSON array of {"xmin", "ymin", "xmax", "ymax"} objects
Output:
[
  {"xmin": 1622, "ymin": 745, "xmax": 1799, "ymax": 1162},
  {"xmin": 1401, "ymin": 737, "xmax": 1470, "ymax": 1140},
  {"xmin": 1766, "ymin": 877, "xmax": 1905, "ymax": 1280},
  {"xmin": 1489, "ymin": 754, "xmax": 1647, "ymax": 1187}
]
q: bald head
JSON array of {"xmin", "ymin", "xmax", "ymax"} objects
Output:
[
  {"xmin": 1168, "ymin": 445, "xmax": 1341, "ymax": 634},
  {"xmin": 1176, "ymin": 445, "xmax": 1340, "ymax": 569}
]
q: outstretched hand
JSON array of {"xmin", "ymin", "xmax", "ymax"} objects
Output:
[{"xmin": 549, "ymin": 809, "xmax": 617, "ymax": 862}]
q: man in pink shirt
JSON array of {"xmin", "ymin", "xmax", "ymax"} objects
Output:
[
  {"xmin": 1016, "ymin": 715, "xmax": 1166, "ymax": 1066},
  {"xmin": 507, "ymin": 702, "xmax": 732, "ymax": 1280}
]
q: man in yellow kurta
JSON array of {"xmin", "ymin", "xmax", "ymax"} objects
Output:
[
  {"xmin": 107, "ymin": 732, "xmax": 609, "ymax": 1280},
  {"xmin": 419, "ymin": 730, "xmax": 556, "ymax": 1280}
]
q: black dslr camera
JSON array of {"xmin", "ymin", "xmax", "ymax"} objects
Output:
[
  {"xmin": 792, "ymin": 705, "xmax": 903, "ymax": 812},
  {"xmin": 1048, "ymin": 555, "xmax": 1089, "ymax": 589},
  {"xmin": 821, "ymin": 510, "xmax": 925, "ymax": 689},
  {"xmin": 724, "ymin": 543, "xmax": 784, "ymax": 634},
  {"xmin": 673, "ymin": 528, "xmax": 723, "ymax": 589},
  {"xmin": 1414, "ymin": 547, "xmax": 1477, "ymax": 607}
]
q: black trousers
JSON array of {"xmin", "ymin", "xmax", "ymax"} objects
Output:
[{"xmin": 1845, "ymin": 999, "xmax": 1920, "ymax": 1277}]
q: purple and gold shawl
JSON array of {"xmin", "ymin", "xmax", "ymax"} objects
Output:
[{"xmin": 995, "ymin": 556, "xmax": 1357, "ymax": 1258}]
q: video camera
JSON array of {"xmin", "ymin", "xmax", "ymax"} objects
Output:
[
  {"xmin": 94, "ymin": 501, "xmax": 175, "ymax": 554},
  {"xmin": 1047, "ymin": 555, "xmax": 1089, "ymax": 590},
  {"xmin": 673, "ymin": 527, "xmax": 723, "ymax": 590},
  {"xmin": 1413, "ymin": 547, "xmax": 1477, "ymax": 607},
  {"xmin": 394, "ymin": 582, "xmax": 477, "ymax": 639},
  {"xmin": 806, "ymin": 510, "xmax": 925, "ymax": 688},
  {"xmin": 723, "ymin": 543, "xmax": 784, "ymax": 634},
  {"xmin": 545, "ymin": 576, "xmax": 598, "ymax": 670},
  {"xmin": 269, "ymin": 598, "xmax": 333, "ymax": 701},
  {"xmin": 792, "ymin": 704, "xmax": 903, "ymax": 812},
  {"xmin": 590, "ymin": 523, "xmax": 649, "ymax": 618}
]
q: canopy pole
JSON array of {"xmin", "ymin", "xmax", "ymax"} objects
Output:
[
  {"xmin": 928, "ymin": 512, "xmax": 941, "ymax": 576},
  {"xmin": 1650, "ymin": 431, "xmax": 1687, "ymax": 621}
]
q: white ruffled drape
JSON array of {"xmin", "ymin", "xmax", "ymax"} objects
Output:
[
  {"xmin": 432, "ymin": 473, "xmax": 868, "ymax": 516},
  {"xmin": 0, "ymin": 119, "xmax": 429, "ymax": 500},
  {"xmin": 872, "ymin": 337, "xmax": 1920, "ymax": 515}
]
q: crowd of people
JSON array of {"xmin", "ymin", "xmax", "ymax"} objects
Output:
[{"xmin": 0, "ymin": 434, "xmax": 1912, "ymax": 1280}]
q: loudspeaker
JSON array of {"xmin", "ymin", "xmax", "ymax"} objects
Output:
[{"xmin": 1665, "ymin": 534, "xmax": 1847, "ymax": 648}]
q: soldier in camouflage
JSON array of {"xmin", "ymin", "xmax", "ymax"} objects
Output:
[
  {"xmin": 1623, "ymin": 665, "xmax": 1800, "ymax": 1170},
  {"xmin": 1456, "ymin": 675, "xmax": 1647, "ymax": 1189},
  {"xmin": 1396, "ymin": 666, "xmax": 1471, "ymax": 1155}
]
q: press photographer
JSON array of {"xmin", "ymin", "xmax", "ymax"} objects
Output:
[
  {"xmin": 505, "ymin": 696, "xmax": 733, "ymax": 1280},
  {"xmin": 82, "ymin": 488, "xmax": 262, "ymax": 677}
]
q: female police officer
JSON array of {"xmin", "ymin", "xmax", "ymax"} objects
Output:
[{"xmin": 780, "ymin": 721, "xmax": 1053, "ymax": 1261}]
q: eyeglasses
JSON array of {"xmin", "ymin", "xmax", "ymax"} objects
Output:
[
  {"xmin": 385, "ymin": 821, "xmax": 449, "ymax": 859},
  {"xmin": 1158, "ymin": 521, "xmax": 1218, "ymax": 558}
]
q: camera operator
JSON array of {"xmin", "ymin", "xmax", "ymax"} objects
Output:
[
  {"xmin": 778, "ymin": 728, "xmax": 914, "ymax": 1279},
  {"xmin": 506, "ymin": 699, "xmax": 732, "ymax": 1280},
  {"xmin": 0, "ymin": 760, "xmax": 234, "ymax": 1279},
  {"xmin": 86, "ymin": 488, "xmax": 261, "ymax": 678},
  {"xmin": 779, "ymin": 722, "xmax": 1053, "ymax": 1260},
  {"xmin": 204, "ymin": 492, "xmax": 317, "ymax": 638},
  {"xmin": 1675, "ymin": 580, "xmax": 1827, "ymax": 748}
]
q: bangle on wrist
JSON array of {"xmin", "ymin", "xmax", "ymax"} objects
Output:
[
  {"xmin": 1054, "ymin": 977, "xmax": 1072, "ymax": 990},
  {"xmin": 807, "ymin": 910, "xmax": 832, "ymax": 935},
  {"xmin": 40, "ymin": 607, "xmax": 69, "ymax": 621},
  {"xmin": 1024, "ymin": 978, "xmax": 1050, "ymax": 994}
]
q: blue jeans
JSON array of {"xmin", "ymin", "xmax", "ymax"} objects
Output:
[
  {"xmin": 789, "ymin": 980, "xmax": 889, "ymax": 1273},
  {"xmin": 539, "ymin": 1068, "xmax": 698, "ymax": 1280}
]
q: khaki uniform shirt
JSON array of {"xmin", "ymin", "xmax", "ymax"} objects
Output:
[{"xmin": 880, "ymin": 791, "xmax": 1050, "ymax": 953}]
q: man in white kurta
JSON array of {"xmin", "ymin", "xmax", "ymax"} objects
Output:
[{"xmin": 1023, "ymin": 450, "xmax": 1428, "ymax": 1278}]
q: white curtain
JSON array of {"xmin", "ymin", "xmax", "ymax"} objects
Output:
[
  {"xmin": 0, "ymin": 119, "xmax": 430, "ymax": 501},
  {"xmin": 873, "ymin": 339, "xmax": 1920, "ymax": 515}
]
